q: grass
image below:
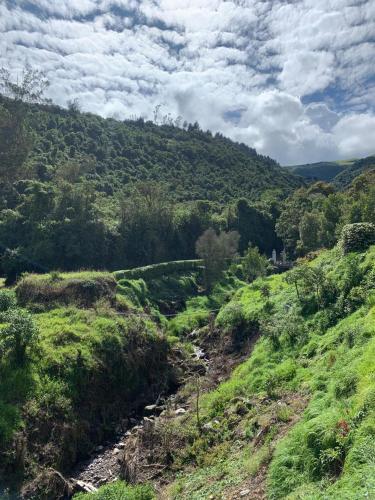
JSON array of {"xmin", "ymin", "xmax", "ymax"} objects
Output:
[
  {"xmin": 0, "ymin": 298, "xmax": 171, "ymax": 483},
  {"xmin": 164, "ymin": 245, "xmax": 375, "ymax": 499},
  {"xmin": 73, "ymin": 481, "xmax": 155, "ymax": 499}
]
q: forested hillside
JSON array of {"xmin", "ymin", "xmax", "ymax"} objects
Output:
[
  {"xmin": 0, "ymin": 92, "xmax": 303, "ymax": 281},
  {"xmin": 286, "ymin": 161, "xmax": 351, "ymax": 182},
  {"xmin": 19, "ymin": 98, "xmax": 299, "ymax": 203},
  {"xmin": 333, "ymin": 156, "xmax": 375, "ymax": 189}
]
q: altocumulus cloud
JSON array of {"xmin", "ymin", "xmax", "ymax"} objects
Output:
[{"xmin": 1, "ymin": 0, "xmax": 374, "ymax": 164}]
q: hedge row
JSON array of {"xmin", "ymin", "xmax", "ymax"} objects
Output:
[{"xmin": 113, "ymin": 260, "xmax": 204, "ymax": 281}]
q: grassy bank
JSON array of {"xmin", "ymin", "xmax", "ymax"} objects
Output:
[{"xmin": 160, "ymin": 245, "xmax": 375, "ymax": 499}]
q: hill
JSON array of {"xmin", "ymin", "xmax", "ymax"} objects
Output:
[
  {"xmin": 333, "ymin": 155, "xmax": 375, "ymax": 189},
  {"xmin": 285, "ymin": 156, "xmax": 375, "ymax": 187},
  {"xmin": 285, "ymin": 160, "xmax": 353, "ymax": 182},
  {"xmin": 1, "ymin": 97, "xmax": 302, "ymax": 203}
]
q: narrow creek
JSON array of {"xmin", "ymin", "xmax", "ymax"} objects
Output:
[
  {"xmin": 69, "ymin": 343, "xmax": 209, "ymax": 495},
  {"xmin": 67, "ymin": 323, "xmax": 257, "ymax": 497}
]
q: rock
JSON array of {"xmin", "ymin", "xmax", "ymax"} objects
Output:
[
  {"xmin": 95, "ymin": 445, "xmax": 104, "ymax": 452},
  {"xmin": 240, "ymin": 489, "xmax": 251, "ymax": 497},
  {"xmin": 144, "ymin": 404, "xmax": 157, "ymax": 413},
  {"xmin": 76, "ymin": 480, "xmax": 98, "ymax": 493},
  {"xmin": 175, "ymin": 408, "xmax": 187, "ymax": 415}
]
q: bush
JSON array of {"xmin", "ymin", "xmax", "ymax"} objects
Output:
[
  {"xmin": 334, "ymin": 372, "xmax": 358, "ymax": 399},
  {"xmin": 216, "ymin": 301, "xmax": 258, "ymax": 348},
  {"xmin": 0, "ymin": 309, "xmax": 39, "ymax": 366},
  {"xmin": 340, "ymin": 223, "xmax": 375, "ymax": 254},
  {"xmin": 0, "ymin": 290, "xmax": 17, "ymax": 312}
]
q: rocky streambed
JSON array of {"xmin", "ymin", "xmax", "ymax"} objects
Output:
[
  {"xmin": 69, "ymin": 343, "xmax": 209, "ymax": 496},
  {"xmin": 67, "ymin": 325, "xmax": 255, "ymax": 498}
]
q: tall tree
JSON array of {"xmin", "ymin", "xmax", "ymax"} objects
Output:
[
  {"xmin": 0, "ymin": 66, "xmax": 49, "ymax": 181},
  {"xmin": 196, "ymin": 228, "xmax": 239, "ymax": 292}
]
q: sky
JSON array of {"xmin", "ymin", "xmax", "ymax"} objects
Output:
[{"xmin": 1, "ymin": 0, "xmax": 375, "ymax": 165}]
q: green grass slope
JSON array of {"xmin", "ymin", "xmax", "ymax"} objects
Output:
[{"xmin": 160, "ymin": 245, "xmax": 375, "ymax": 499}]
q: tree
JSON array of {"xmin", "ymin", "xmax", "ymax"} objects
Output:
[
  {"xmin": 298, "ymin": 211, "xmax": 323, "ymax": 254},
  {"xmin": 117, "ymin": 182, "xmax": 174, "ymax": 267},
  {"xmin": 284, "ymin": 265, "xmax": 309, "ymax": 301},
  {"xmin": 0, "ymin": 66, "xmax": 49, "ymax": 105},
  {"xmin": 242, "ymin": 245, "xmax": 268, "ymax": 282},
  {"xmin": 0, "ymin": 66, "xmax": 49, "ymax": 182},
  {"xmin": 232, "ymin": 198, "xmax": 278, "ymax": 254},
  {"xmin": 196, "ymin": 228, "xmax": 239, "ymax": 292}
]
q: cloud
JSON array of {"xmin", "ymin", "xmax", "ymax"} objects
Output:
[
  {"xmin": 0, "ymin": 0, "xmax": 374, "ymax": 164},
  {"xmin": 332, "ymin": 114, "xmax": 375, "ymax": 158}
]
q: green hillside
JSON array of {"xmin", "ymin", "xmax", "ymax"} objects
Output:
[
  {"xmin": 333, "ymin": 156, "xmax": 375, "ymax": 189},
  {"xmin": 285, "ymin": 161, "xmax": 352, "ymax": 182},
  {"xmin": 159, "ymin": 241, "xmax": 375, "ymax": 499},
  {"xmin": 0, "ymin": 95, "xmax": 303, "ymax": 280},
  {"xmin": 1, "ymin": 73, "xmax": 375, "ymax": 500},
  {"xmin": 286, "ymin": 156, "xmax": 375, "ymax": 187}
]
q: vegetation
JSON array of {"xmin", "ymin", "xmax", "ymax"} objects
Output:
[
  {"xmin": 196, "ymin": 229, "xmax": 240, "ymax": 291},
  {"xmin": 285, "ymin": 156, "xmax": 375, "ymax": 188},
  {"xmin": 0, "ymin": 73, "xmax": 300, "ymax": 279},
  {"xmin": 0, "ymin": 67, "xmax": 375, "ymax": 500},
  {"xmin": 0, "ymin": 272, "xmax": 176, "ymax": 495},
  {"xmin": 286, "ymin": 159, "xmax": 354, "ymax": 182},
  {"xmin": 74, "ymin": 482, "xmax": 155, "ymax": 500},
  {"xmin": 276, "ymin": 173, "xmax": 375, "ymax": 258},
  {"xmin": 161, "ymin": 243, "xmax": 375, "ymax": 499}
]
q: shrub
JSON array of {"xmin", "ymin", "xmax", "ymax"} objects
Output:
[
  {"xmin": 0, "ymin": 309, "xmax": 39, "ymax": 366},
  {"xmin": 340, "ymin": 223, "xmax": 375, "ymax": 254},
  {"xmin": 334, "ymin": 373, "xmax": 358, "ymax": 399},
  {"xmin": 215, "ymin": 301, "xmax": 258, "ymax": 348},
  {"xmin": 0, "ymin": 290, "xmax": 17, "ymax": 312}
]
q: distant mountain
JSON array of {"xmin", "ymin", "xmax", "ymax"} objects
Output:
[
  {"xmin": 285, "ymin": 156, "xmax": 375, "ymax": 187},
  {"xmin": 333, "ymin": 155, "xmax": 375, "ymax": 189},
  {"xmin": 285, "ymin": 160, "xmax": 356, "ymax": 182},
  {"xmin": 2, "ymin": 97, "xmax": 303, "ymax": 203}
]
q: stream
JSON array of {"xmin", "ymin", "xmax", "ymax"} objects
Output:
[{"xmin": 69, "ymin": 343, "xmax": 209, "ymax": 495}]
